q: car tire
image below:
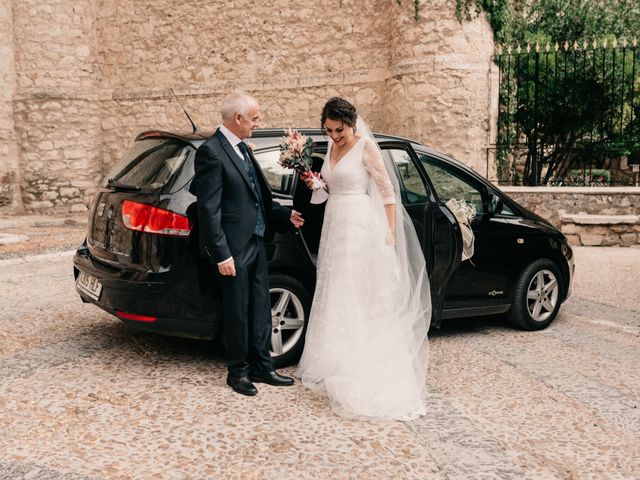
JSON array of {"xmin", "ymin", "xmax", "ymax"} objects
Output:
[
  {"xmin": 507, "ymin": 258, "xmax": 563, "ymax": 331},
  {"xmin": 269, "ymin": 273, "xmax": 312, "ymax": 368}
]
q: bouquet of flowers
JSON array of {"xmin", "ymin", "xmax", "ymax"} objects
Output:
[
  {"xmin": 445, "ymin": 198, "xmax": 476, "ymax": 261},
  {"xmin": 445, "ymin": 198, "xmax": 476, "ymax": 225},
  {"xmin": 278, "ymin": 128, "xmax": 326, "ymax": 191}
]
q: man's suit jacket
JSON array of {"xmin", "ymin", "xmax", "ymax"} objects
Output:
[
  {"xmin": 292, "ymin": 155, "xmax": 326, "ymax": 254},
  {"xmin": 194, "ymin": 129, "xmax": 291, "ymax": 265}
]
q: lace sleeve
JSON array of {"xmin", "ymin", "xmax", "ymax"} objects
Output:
[{"xmin": 362, "ymin": 138, "xmax": 396, "ymax": 205}]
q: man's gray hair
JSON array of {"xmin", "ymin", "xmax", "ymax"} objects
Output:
[{"xmin": 221, "ymin": 90, "xmax": 258, "ymax": 121}]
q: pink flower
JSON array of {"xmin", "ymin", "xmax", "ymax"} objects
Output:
[{"xmin": 286, "ymin": 128, "xmax": 298, "ymax": 142}]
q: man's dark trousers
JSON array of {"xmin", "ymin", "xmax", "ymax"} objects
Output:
[{"xmin": 219, "ymin": 234, "xmax": 273, "ymax": 378}]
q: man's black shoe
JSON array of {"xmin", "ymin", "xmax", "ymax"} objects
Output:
[
  {"xmin": 250, "ymin": 370, "xmax": 295, "ymax": 386},
  {"xmin": 227, "ymin": 375, "xmax": 258, "ymax": 396}
]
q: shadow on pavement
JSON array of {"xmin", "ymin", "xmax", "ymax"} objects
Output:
[{"xmin": 430, "ymin": 314, "xmax": 513, "ymax": 337}]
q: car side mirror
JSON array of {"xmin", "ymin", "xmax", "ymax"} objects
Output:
[{"xmin": 487, "ymin": 192, "xmax": 503, "ymax": 216}]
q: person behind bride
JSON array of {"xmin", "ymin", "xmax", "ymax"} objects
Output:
[{"xmin": 296, "ymin": 97, "xmax": 432, "ymax": 420}]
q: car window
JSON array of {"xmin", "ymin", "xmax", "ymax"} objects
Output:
[
  {"xmin": 419, "ymin": 154, "xmax": 485, "ymax": 214},
  {"xmin": 104, "ymin": 139, "xmax": 193, "ymax": 190},
  {"xmin": 254, "ymin": 149, "xmax": 293, "ymax": 195},
  {"xmin": 500, "ymin": 202, "xmax": 516, "ymax": 216},
  {"xmin": 309, "ymin": 150, "xmax": 326, "ymax": 163},
  {"xmin": 383, "ymin": 148, "xmax": 428, "ymax": 205}
]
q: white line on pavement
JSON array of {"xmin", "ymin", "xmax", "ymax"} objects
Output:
[{"xmin": 583, "ymin": 317, "xmax": 640, "ymax": 335}]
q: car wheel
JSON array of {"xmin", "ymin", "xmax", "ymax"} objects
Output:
[
  {"xmin": 507, "ymin": 258, "xmax": 563, "ymax": 330},
  {"xmin": 269, "ymin": 273, "xmax": 311, "ymax": 368}
]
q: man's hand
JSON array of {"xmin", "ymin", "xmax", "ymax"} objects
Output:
[
  {"xmin": 218, "ymin": 257, "xmax": 236, "ymax": 277},
  {"xmin": 290, "ymin": 210, "xmax": 304, "ymax": 228}
]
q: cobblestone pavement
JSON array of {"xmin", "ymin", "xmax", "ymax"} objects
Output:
[
  {"xmin": 0, "ymin": 214, "xmax": 87, "ymax": 259},
  {"xmin": 0, "ymin": 240, "xmax": 639, "ymax": 479}
]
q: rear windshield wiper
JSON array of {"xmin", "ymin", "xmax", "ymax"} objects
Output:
[{"xmin": 107, "ymin": 179, "xmax": 141, "ymax": 191}]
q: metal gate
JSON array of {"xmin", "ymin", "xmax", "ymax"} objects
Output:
[{"xmin": 494, "ymin": 39, "xmax": 640, "ymax": 186}]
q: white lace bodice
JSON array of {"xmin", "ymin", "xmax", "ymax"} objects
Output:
[{"xmin": 321, "ymin": 137, "xmax": 396, "ymax": 205}]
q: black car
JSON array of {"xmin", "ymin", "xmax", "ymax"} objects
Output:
[{"xmin": 73, "ymin": 128, "xmax": 574, "ymax": 367}]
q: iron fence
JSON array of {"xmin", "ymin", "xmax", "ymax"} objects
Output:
[{"xmin": 493, "ymin": 38, "xmax": 640, "ymax": 186}]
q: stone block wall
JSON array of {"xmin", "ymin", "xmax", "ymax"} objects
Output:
[
  {"xmin": 101, "ymin": 77, "xmax": 390, "ymax": 173},
  {"xmin": 9, "ymin": 0, "xmax": 102, "ymax": 212},
  {"xmin": 1, "ymin": 0, "xmax": 495, "ymax": 213},
  {"xmin": 501, "ymin": 187, "xmax": 640, "ymax": 246},
  {"xmin": 0, "ymin": 0, "xmax": 21, "ymax": 210},
  {"xmin": 13, "ymin": 98, "xmax": 102, "ymax": 212},
  {"xmin": 559, "ymin": 213, "xmax": 640, "ymax": 247},
  {"xmin": 385, "ymin": 0, "xmax": 497, "ymax": 175}
]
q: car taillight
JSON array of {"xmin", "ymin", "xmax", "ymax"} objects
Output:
[
  {"xmin": 121, "ymin": 200, "xmax": 192, "ymax": 237},
  {"xmin": 116, "ymin": 310, "xmax": 157, "ymax": 322}
]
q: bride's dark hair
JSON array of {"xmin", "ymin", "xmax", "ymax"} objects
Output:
[{"xmin": 321, "ymin": 97, "xmax": 358, "ymax": 129}]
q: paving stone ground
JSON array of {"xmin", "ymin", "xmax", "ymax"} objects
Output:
[
  {"xmin": 0, "ymin": 214, "xmax": 87, "ymax": 260},
  {"xmin": 0, "ymin": 216, "xmax": 639, "ymax": 479}
]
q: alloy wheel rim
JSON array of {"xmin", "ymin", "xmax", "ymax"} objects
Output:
[
  {"xmin": 269, "ymin": 287, "xmax": 305, "ymax": 356},
  {"xmin": 526, "ymin": 269, "xmax": 559, "ymax": 322}
]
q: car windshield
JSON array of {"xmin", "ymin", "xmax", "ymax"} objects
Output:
[{"xmin": 103, "ymin": 139, "xmax": 192, "ymax": 190}]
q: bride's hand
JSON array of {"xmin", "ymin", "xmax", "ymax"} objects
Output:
[
  {"xmin": 301, "ymin": 171, "xmax": 322, "ymax": 190},
  {"xmin": 386, "ymin": 231, "xmax": 396, "ymax": 246}
]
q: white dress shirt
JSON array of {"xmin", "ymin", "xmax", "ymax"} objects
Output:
[{"xmin": 219, "ymin": 124, "xmax": 245, "ymax": 162}]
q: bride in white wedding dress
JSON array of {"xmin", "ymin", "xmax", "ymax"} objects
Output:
[{"xmin": 296, "ymin": 97, "xmax": 432, "ymax": 420}]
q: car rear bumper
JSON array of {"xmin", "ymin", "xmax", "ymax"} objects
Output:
[{"xmin": 73, "ymin": 247, "xmax": 220, "ymax": 340}]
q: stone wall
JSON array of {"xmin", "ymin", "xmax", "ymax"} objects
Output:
[
  {"xmin": 1, "ymin": 0, "xmax": 495, "ymax": 213},
  {"xmin": 559, "ymin": 213, "xmax": 639, "ymax": 247},
  {"xmin": 10, "ymin": 0, "xmax": 102, "ymax": 212},
  {"xmin": 501, "ymin": 186, "xmax": 640, "ymax": 246},
  {"xmin": 385, "ymin": 0, "xmax": 497, "ymax": 175},
  {"xmin": 0, "ymin": 0, "xmax": 21, "ymax": 210}
]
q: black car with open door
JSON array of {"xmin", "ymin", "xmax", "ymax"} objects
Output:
[{"xmin": 73, "ymin": 128, "xmax": 573, "ymax": 367}]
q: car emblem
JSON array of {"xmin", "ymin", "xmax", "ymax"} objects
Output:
[
  {"xmin": 96, "ymin": 202, "xmax": 106, "ymax": 217},
  {"xmin": 488, "ymin": 290, "xmax": 504, "ymax": 297}
]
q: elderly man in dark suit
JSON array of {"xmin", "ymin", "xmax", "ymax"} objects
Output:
[{"xmin": 195, "ymin": 91, "xmax": 304, "ymax": 396}]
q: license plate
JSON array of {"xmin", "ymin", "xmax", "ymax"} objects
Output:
[{"xmin": 76, "ymin": 271, "xmax": 103, "ymax": 301}]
